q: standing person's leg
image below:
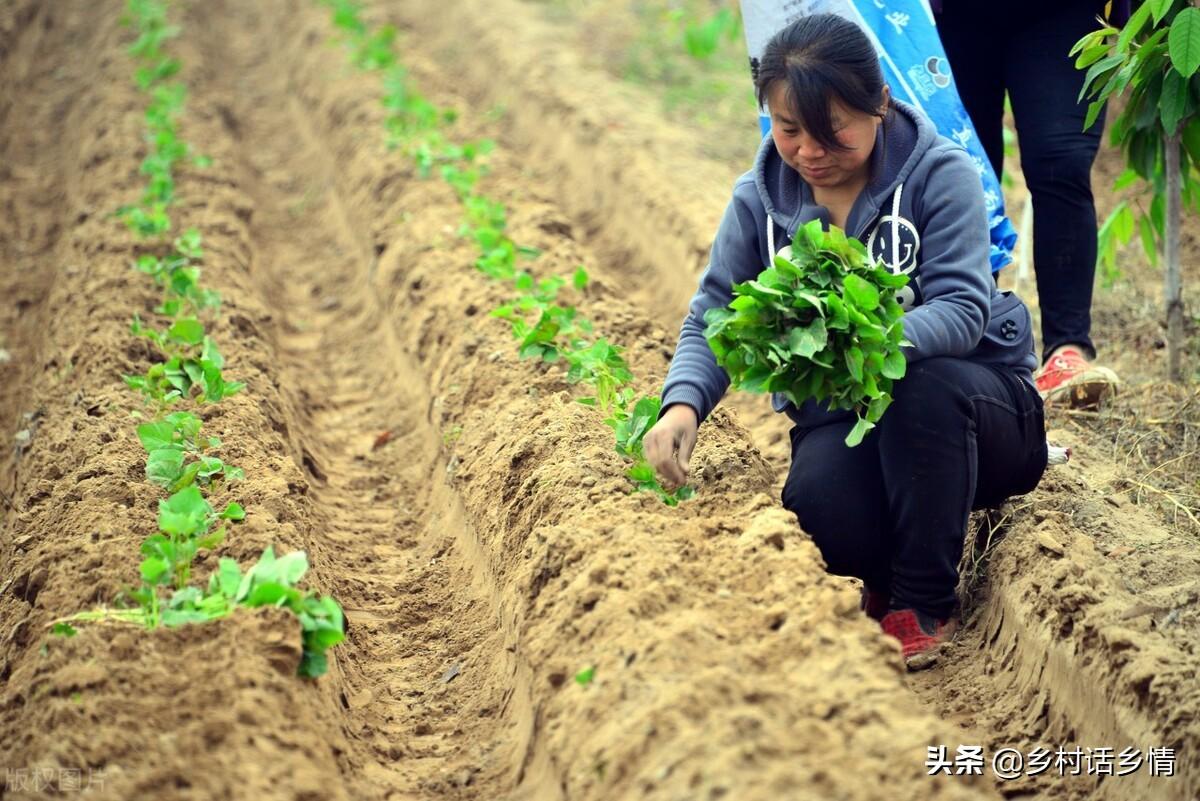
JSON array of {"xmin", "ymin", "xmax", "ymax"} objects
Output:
[
  {"xmin": 781, "ymin": 421, "xmax": 893, "ymax": 615},
  {"xmin": 934, "ymin": 4, "xmax": 1008, "ymax": 178},
  {"xmin": 874, "ymin": 357, "xmax": 1047, "ymax": 667},
  {"xmin": 1006, "ymin": 0, "xmax": 1119, "ymax": 403}
]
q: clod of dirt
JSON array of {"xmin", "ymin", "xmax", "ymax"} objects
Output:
[{"xmin": 1034, "ymin": 529, "xmax": 1066, "ymax": 556}]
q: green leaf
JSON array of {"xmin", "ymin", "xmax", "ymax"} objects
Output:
[
  {"xmin": 158, "ymin": 485, "xmax": 211, "ymax": 537},
  {"xmin": 1150, "ymin": 0, "xmax": 1174, "ymax": 25},
  {"xmin": 787, "ymin": 318, "xmax": 828, "ymax": 359},
  {"xmin": 51, "ymin": 622, "xmax": 78, "ymax": 637},
  {"xmin": 842, "ymin": 274, "xmax": 880, "ymax": 310},
  {"xmin": 573, "ymin": 266, "xmax": 588, "ymax": 291},
  {"xmin": 1079, "ymin": 53, "xmax": 1124, "ymax": 101},
  {"xmin": 1170, "ymin": 8, "xmax": 1200, "ymax": 78},
  {"xmin": 1139, "ymin": 212, "xmax": 1160, "ymax": 265},
  {"xmin": 140, "ymin": 554, "xmax": 170, "ymax": 584},
  {"xmin": 627, "ymin": 463, "xmax": 655, "ymax": 483},
  {"xmin": 1183, "ymin": 117, "xmax": 1200, "ymax": 164},
  {"xmin": 137, "ymin": 420, "xmax": 178, "ymax": 452},
  {"xmin": 220, "ymin": 502, "xmax": 246, "ymax": 521},
  {"xmin": 146, "ymin": 447, "xmax": 186, "ymax": 488},
  {"xmin": 168, "ymin": 318, "xmax": 205, "ymax": 346},
  {"xmin": 1161, "ymin": 68, "xmax": 1189, "ymax": 133},
  {"xmin": 213, "ymin": 558, "xmax": 242, "ymax": 599},
  {"xmin": 1118, "ymin": 1, "xmax": 1152, "ymax": 54},
  {"xmin": 574, "ymin": 665, "xmax": 596, "ymax": 687},
  {"xmin": 881, "ymin": 350, "xmax": 907, "ymax": 380},
  {"xmin": 845, "ymin": 347, "xmax": 864, "ymax": 383},
  {"xmin": 1075, "ymin": 43, "xmax": 1111, "ymax": 69},
  {"xmin": 844, "ymin": 417, "xmax": 874, "ymax": 447},
  {"xmin": 196, "ymin": 525, "xmax": 226, "ymax": 551}
]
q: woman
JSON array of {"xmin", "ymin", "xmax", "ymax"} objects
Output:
[{"xmin": 644, "ymin": 14, "xmax": 1048, "ymax": 670}]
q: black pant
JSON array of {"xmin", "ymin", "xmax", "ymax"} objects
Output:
[
  {"xmin": 936, "ymin": 0, "xmax": 1105, "ymax": 362},
  {"xmin": 781, "ymin": 358, "xmax": 1047, "ymax": 619}
]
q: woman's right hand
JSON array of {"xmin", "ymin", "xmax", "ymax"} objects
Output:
[{"xmin": 644, "ymin": 403, "xmax": 699, "ymax": 489}]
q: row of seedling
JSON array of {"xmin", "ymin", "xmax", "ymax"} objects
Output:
[
  {"xmin": 317, "ymin": 0, "xmax": 693, "ymax": 505},
  {"xmin": 52, "ymin": 0, "xmax": 344, "ymax": 677}
]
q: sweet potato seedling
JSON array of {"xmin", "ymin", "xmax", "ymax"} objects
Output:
[
  {"xmin": 138, "ymin": 411, "xmax": 244, "ymax": 492},
  {"xmin": 125, "ymin": 318, "xmax": 245, "ymax": 407}
]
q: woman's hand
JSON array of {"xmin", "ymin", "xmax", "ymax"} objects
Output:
[{"xmin": 644, "ymin": 404, "xmax": 699, "ymax": 489}]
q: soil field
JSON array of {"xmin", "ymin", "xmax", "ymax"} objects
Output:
[{"xmin": 0, "ymin": 1, "xmax": 1197, "ymax": 800}]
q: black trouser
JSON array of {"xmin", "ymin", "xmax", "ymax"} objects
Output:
[
  {"xmin": 936, "ymin": 0, "xmax": 1105, "ymax": 362},
  {"xmin": 781, "ymin": 358, "xmax": 1048, "ymax": 619}
]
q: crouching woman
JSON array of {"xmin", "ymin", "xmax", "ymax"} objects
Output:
[{"xmin": 643, "ymin": 14, "xmax": 1048, "ymax": 669}]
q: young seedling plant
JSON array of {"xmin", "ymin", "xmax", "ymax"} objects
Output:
[
  {"xmin": 137, "ymin": 411, "xmax": 244, "ymax": 492},
  {"xmin": 704, "ymin": 220, "xmax": 910, "ymax": 446}
]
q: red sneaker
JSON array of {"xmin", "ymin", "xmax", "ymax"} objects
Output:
[
  {"xmin": 880, "ymin": 608, "xmax": 957, "ymax": 670},
  {"xmin": 1035, "ymin": 347, "xmax": 1118, "ymax": 407},
  {"xmin": 860, "ymin": 585, "xmax": 890, "ymax": 622}
]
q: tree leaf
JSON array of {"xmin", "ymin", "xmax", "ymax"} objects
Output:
[
  {"xmin": 1139, "ymin": 212, "xmax": 1160, "ymax": 265},
  {"xmin": 1118, "ymin": 1, "xmax": 1152, "ymax": 54},
  {"xmin": 1079, "ymin": 53, "xmax": 1124, "ymax": 101},
  {"xmin": 1161, "ymin": 68, "xmax": 1189, "ymax": 133},
  {"xmin": 1170, "ymin": 7, "xmax": 1200, "ymax": 78}
]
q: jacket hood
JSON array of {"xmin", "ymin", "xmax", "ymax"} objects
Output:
[{"xmin": 752, "ymin": 99, "xmax": 937, "ymax": 237}]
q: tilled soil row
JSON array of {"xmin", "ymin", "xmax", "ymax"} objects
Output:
[
  {"xmin": 0, "ymin": 3, "xmax": 353, "ymax": 800},
  {"xmin": 378, "ymin": 0, "xmax": 1199, "ymax": 799}
]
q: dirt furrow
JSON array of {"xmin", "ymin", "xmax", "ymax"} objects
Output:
[
  {"xmin": 1, "ymin": 3, "xmax": 354, "ymax": 799},
  {"xmin": 183, "ymin": 2, "xmax": 559, "ymax": 796}
]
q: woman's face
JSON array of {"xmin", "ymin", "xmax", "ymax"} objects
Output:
[{"xmin": 767, "ymin": 82, "xmax": 887, "ymax": 190}]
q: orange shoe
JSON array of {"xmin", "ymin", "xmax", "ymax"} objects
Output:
[
  {"xmin": 1035, "ymin": 347, "xmax": 1118, "ymax": 407},
  {"xmin": 880, "ymin": 608, "xmax": 958, "ymax": 671}
]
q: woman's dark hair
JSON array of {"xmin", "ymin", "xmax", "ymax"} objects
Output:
[{"xmin": 754, "ymin": 14, "xmax": 889, "ymax": 152}]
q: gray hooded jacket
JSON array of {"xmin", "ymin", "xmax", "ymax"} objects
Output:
[{"xmin": 660, "ymin": 99, "xmax": 1037, "ymax": 429}]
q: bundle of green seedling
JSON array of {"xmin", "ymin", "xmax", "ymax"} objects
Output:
[
  {"xmin": 315, "ymin": 0, "xmax": 692, "ymax": 506},
  {"xmin": 704, "ymin": 220, "xmax": 910, "ymax": 447},
  {"xmin": 50, "ymin": 0, "xmax": 345, "ymax": 679}
]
